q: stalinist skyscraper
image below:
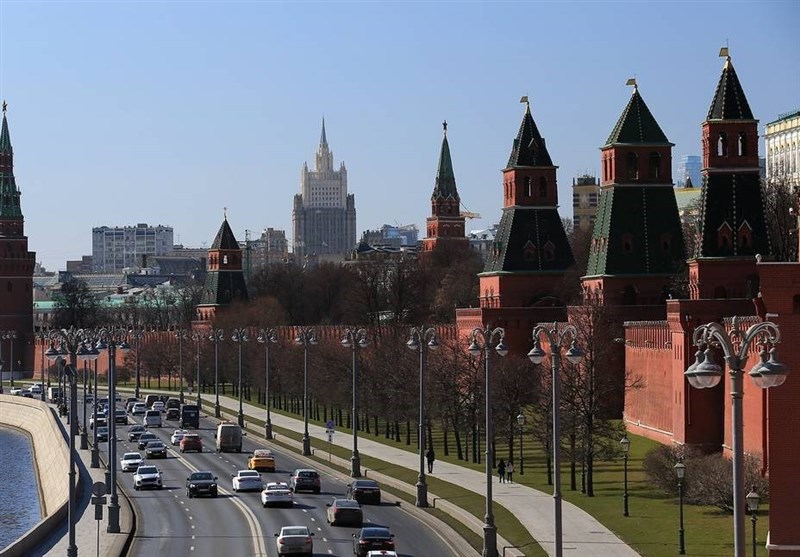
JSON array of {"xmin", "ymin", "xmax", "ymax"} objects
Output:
[{"xmin": 292, "ymin": 119, "xmax": 356, "ymax": 263}]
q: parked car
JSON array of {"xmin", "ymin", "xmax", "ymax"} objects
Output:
[
  {"xmin": 288, "ymin": 469, "xmax": 320, "ymax": 494},
  {"xmin": 326, "ymin": 498, "xmax": 363, "ymax": 527},
  {"xmin": 131, "ymin": 403, "xmax": 147, "ymax": 416},
  {"xmin": 170, "ymin": 429, "xmax": 188, "ymax": 445},
  {"xmin": 137, "ymin": 432, "xmax": 159, "ymax": 450},
  {"xmin": 127, "ymin": 425, "xmax": 146, "ymax": 442},
  {"xmin": 185, "ymin": 471, "xmax": 218, "ymax": 498},
  {"xmin": 274, "ymin": 526, "xmax": 314, "ymax": 556},
  {"xmin": 179, "ymin": 433, "xmax": 203, "ymax": 453},
  {"xmin": 248, "ymin": 449, "xmax": 276, "ymax": 472},
  {"xmin": 352, "ymin": 527, "xmax": 395, "ymax": 557},
  {"xmin": 165, "ymin": 407, "xmax": 180, "ymax": 421},
  {"xmin": 232, "ymin": 470, "xmax": 263, "ymax": 492},
  {"xmin": 145, "ymin": 440, "xmax": 167, "ymax": 459},
  {"xmin": 96, "ymin": 426, "xmax": 109, "ymax": 442},
  {"xmin": 261, "ymin": 482, "xmax": 293, "ymax": 508},
  {"xmin": 347, "ymin": 479, "xmax": 382, "ymax": 505},
  {"xmin": 120, "ymin": 452, "xmax": 144, "ymax": 472},
  {"xmin": 133, "ymin": 465, "xmax": 163, "ymax": 490}
]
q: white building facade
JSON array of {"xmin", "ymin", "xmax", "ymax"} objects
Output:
[
  {"xmin": 765, "ymin": 109, "xmax": 800, "ymax": 188},
  {"xmin": 92, "ymin": 223, "xmax": 174, "ymax": 273}
]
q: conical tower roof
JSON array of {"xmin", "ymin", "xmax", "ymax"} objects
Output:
[
  {"xmin": 707, "ymin": 57, "xmax": 754, "ymax": 120},
  {"xmin": 211, "ymin": 216, "xmax": 240, "ymax": 250},
  {"xmin": 433, "ymin": 122, "xmax": 457, "ymax": 198},
  {"xmin": 605, "ymin": 87, "xmax": 671, "ymax": 146},
  {"xmin": 0, "ymin": 103, "xmax": 12, "ymax": 155},
  {"xmin": 506, "ymin": 103, "xmax": 553, "ymax": 168}
]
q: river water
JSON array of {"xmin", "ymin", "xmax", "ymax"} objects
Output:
[{"xmin": 0, "ymin": 426, "xmax": 42, "ymax": 551}]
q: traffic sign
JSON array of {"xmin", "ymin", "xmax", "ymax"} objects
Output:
[{"xmin": 326, "ymin": 420, "xmax": 334, "ymax": 430}]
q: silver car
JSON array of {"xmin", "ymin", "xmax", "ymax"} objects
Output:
[{"xmin": 274, "ymin": 526, "xmax": 314, "ymax": 555}]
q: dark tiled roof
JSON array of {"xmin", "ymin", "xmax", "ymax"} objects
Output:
[
  {"xmin": 696, "ymin": 172, "xmax": 770, "ymax": 258},
  {"xmin": 605, "ymin": 89, "xmax": 671, "ymax": 146},
  {"xmin": 211, "ymin": 219, "xmax": 239, "ymax": 250},
  {"xmin": 432, "ymin": 133, "xmax": 458, "ymax": 199},
  {"xmin": 707, "ymin": 59, "xmax": 754, "ymax": 121},
  {"xmin": 200, "ymin": 269, "xmax": 249, "ymax": 305},
  {"xmin": 506, "ymin": 105, "xmax": 553, "ymax": 168},
  {"xmin": 585, "ymin": 186, "xmax": 686, "ymax": 276},
  {"xmin": 0, "ymin": 174, "xmax": 22, "ymax": 218},
  {"xmin": 483, "ymin": 207, "xmax": 574, "ymax": 273}
]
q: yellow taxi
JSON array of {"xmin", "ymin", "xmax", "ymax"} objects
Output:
[{"xmin": 248, "ymin": 448, "xmax": 276, "ymax": 472}]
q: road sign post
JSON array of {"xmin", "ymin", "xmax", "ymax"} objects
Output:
[{"xmin": 326, "ymin": 423, "xmax": 335, "ymax": 463}]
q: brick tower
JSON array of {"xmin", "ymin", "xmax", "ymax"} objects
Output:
[
  {"xmin": 582, "ymin": 81, "xmax": 686, "ymax": 305},
  {"xmin": 195, "ymin": 212, "xmax": 249, "ymax": 323},
  {"xmin": 0, "ymin": 103, "xmax": 36, "ymax": 376},
  {"xmin": 688, "ymin": 52, "xmax": 770, "ymax": 300},
  {"xmin": 422, "ymin": 122, "xmax": 468, "ymax": 253}
]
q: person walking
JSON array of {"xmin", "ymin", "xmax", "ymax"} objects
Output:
[
  {"xmin": 506, "ymin": 459, "xmax": 515, "ymax": 483},
  {"xmin": 426, "ymin": 447, "xmax": 435, "ymax": 473},
  {"xmin": 497, "ymin": 459, "xmax": 506, "ymax": 483}
]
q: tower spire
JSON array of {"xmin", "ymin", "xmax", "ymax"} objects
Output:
[
  {"xmin": 320, "ymin": 117, "xmax": 328, "ymax": 146},
  {"xmin": 0, "ymin": 101, "xmax": 12, "ymax": 155}
]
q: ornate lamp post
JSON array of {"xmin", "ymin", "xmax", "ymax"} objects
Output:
[
  {"xmin": 175, "ymin": 329, "xmax": 188, "ymax": 403},
  {"xmin": 231, "ymin": 328, "xmax": 249, "ymax": 427},
  {"xmin": 90, "ymin": 338, "xmax": 100, "ymax": 469},
  {"xmin": 684, "ymin": 317, "xmax": 789, "ymax": 557},
  {"xmin": 294, "ymin": 328, "xmax": 317, "ymax": 456},
  {"xmin": 4, "ymin": 331, "xmax": 17, "ymax": 387},
  {"xmin": 746, "ymin": 486, "xmax": 760, "ymax": 557},
  {"xmin": 467, "ymin": 326, "xmax": 508, "ymax": 557},
  {"xmin": 516, "ymin": 410, "xmax": 525, "ymax": 475},
  {"xmin": 209, "ymin": 329, "xmax": 224, "ymax": 418},
  {"xmin": 257, "ymin": 328, "xmax": 277, "ymax": 439},
  {"xmin": 674, "ymin": 459, "xmax": 686, "ymax": 555},
  {"xmin": 342, "ymin": 328, "xmax": 369, "ymax": 478},
  {"xmin": 191, "ymin": 331, "xmax": 202, "ymax": 409},
  {"xmin": 37, "ymin": 330, "xmax": 48, "ymax": 402},
  {"xmin": 130, "ymin": 329, "xmax": 143, "ymax": 399},
  {"xmin": 528, "ymin": 322, "xmax": 584, "ymax": 557},
  {"xmin": 406, "ymin": 326, "xmax": 438, "ymax": 506},
  {"xmin": 620, "ymin": 435, "xmax": 630, "ymax": 517}
]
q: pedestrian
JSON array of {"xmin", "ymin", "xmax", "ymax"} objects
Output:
[
  {"xmin": 506, "ymin": 459, "xmax": 515, "ymax": 483},
  {"xmin": 426, "ymin": 447, "xmax": 435, "ymax": 473},
  {"xmin": 497, "ymin": 459, "xmax": 506, "ymax": 483}
]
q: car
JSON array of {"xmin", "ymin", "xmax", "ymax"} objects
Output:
[
  {"xmin": 29, "ymin": 384, "xmax": 43, "ymax": 394},
  {"xmin": 113, "ymin": 408, "xmax": 128, "ymax": 424},
  {"xmin": 274, "ymin": 526, "xmax": 314, "ymax": 556},
  {"xmin": 84, "ymin": 394, "xmax": 94, "ymax": 404},
  {"xmin": 96, "ymin": 426, "xmax": 109, "ymax": 442},
  {"xmin": 131, "ymin": 403, "xmax": 147, "ymax": 416},
  {"xmin": 352, "ymin": 527, "xmax": 395, "ymax": 557},
  {"xmin": 127, "ymin": 425, "xmax": 146, "ymax": 442},
  {"xmin": 151, "ymin": 401, "xmax": 165, "ymax": 413},
  {"xmin": 137, "ymin": 432, "xmax": 159, "ymax": 450},
  {"xmin": 326, "ymin": 498, "xmax": 363, "ymax": 527},
  {"xmin": 125, "ymin": 398, "xmax": 139, "ymax": 413},
  {"xmin": 120, "ymin": 452, "xmax": 144, "ymax": 472},
  {"xmin": 366, "ymin": 552, "xmax": 398, "ymax": 557},
  {"xmin": 145, "ymin": 440, "xmax": 167, "ymax": 459},
  {"xmin": 232, "ymin": 470, "xmax": 263, "ymax": 492},
  {"xmin": 261, "ymin": 482, "xmax": 293, "ymax": 508},
  {"xmin": 165, "ymin": 407, "xmax": 180, "ymax": 421},
  {"xmin": 288, "ymin": 469, "xmax": 320, "ymax": 494},
  {"xmin": 165, "ymin": 397, "xmax": 181, "ymax": 410},
  {"xmin": 186, "ymin": 471, "xmax": 218, "ymax": 498},
  {"xmin": 144, "ymin": 410, "xmax": 162, "ymax": 428},
  {"xmin": 9, "ymin": 387, "xmax": 23, "ymax": 395},
  {"xmin": 17, "ymin": 389, "xmax": 33, "ymax": 398},
  {"xmin": 133, "ymin": 465, "xmax": 163, "ymax": 490},
  {"xmin": 89, "ymin": 416, "xmax": 107, "ymax": 430},
  {"xmin": 179, "ymin": 433, "xmax": 203, "ymax": 453},
  {"xmin": 347, "ymin": 479, "xmax": 381, "ymax": 504},
  {"xmin": 248, "ymin": 449, "xmax": 276, "ymax": 472},
  {"xmin": 170, "ymin": 429, "xmax": 188, "ymax": 445}
]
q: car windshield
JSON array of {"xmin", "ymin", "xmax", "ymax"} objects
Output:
[
  {"xmin": 362, "ymin": 527, "xmax": 391, "ymax": 537},
  {"xmin": 267, "ymin": 483, "xmax": 288, "ymax": 490},
  {"xmin": 122, "ymin": 453, "xmax": 140, "ymax": 460},
  {"xmin": 298, "ymin": 471, "xmax": 318, "ymax": 478},
  {"xmin": 183, "ymin": 435, "xmax": 199, "ymax": 441},
  {"xmin": 141, "ymin": 434, "xmax": 156, "ymax": 440},
  {"xmin": 147, "ymin": 441, "xmax": 163, "ymax": 447},
  {"xmin": 138, "ymin": 467, "xmax": 157, "ymax": 474},
  {"xmin": 129, "ymin": 426, "xmax": 144, "ymax": 431},
  {"xmin": 253, "ymin": 449, "xmax": 272, "ymax": 457},
  {"xmin": 191, "ymin": 472, "xmax": 213, "ymax": 481},
  {"xmin": 239, "ymin": 471, "xmax": 259, "ymax": 478},
  {"xmin": 282, "ymin": 527, "xmax": 308, "ymax": 536},
  {"xmin": 335, "ymin": 499, "xmax": 360, "ymax": 507},
  {"xmin": 354, "ymin": 480, "xmax": 379, "ymax": 488}
]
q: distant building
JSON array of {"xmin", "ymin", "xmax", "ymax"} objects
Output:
[
  {"xmin": 246, "ymin": 228, "xmax": 289, "ymax": 274},
  {"xmin": 467, "ymin": 224, "xmax": 499, "ymax": 262},
  {"xmin": 92, "ymin": 223, "xmax": 174, "ymax": 273},
  {"xmin": 676, "ymin": 155, "xmax": 701, "ymax": 187},
  {"xmin": 360, "ymin": 224, "xmax": 418, "ymax": 249},
  {"xmin": 292, "ymin": 119, "xmax": 356, "ymax": 263},
  {"xmin": 66, "ymin": 255, "xmax": 93, "ymax": 274},
  {"xmin": 765, "ymin": 109, "xmax": 800, "ymax": 187},
  {"xmin": 571, "ymin": 174, "xmax": 599, "ymax": 231}
]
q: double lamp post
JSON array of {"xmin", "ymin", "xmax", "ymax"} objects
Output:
[{"xmin": 406, "ymin": 326, "xmax": 438, "ymax": 507}]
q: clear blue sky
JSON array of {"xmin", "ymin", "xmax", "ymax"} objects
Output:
[{"xmin": 1, "ymin": 1, "xmax": 798, "ymax": 272}]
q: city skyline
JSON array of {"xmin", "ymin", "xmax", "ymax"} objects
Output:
[{"xmin": 0, "ymin": 1, "xmax": 797, "ymax": 272}]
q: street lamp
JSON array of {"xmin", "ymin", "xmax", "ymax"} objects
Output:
[
  {"xmin": 406, "ymin": 327, "xmax": 438, "ymax": 506},
  {"xmin": 294, "ymin": 328, "xmax": 317, "ymax": 456},
  {"xmin": 620, "ymin": 435, "xmax": 630, "ymax": 517},
  {"xmin": 342, "ymin": 328, "xmax": 368, "ymax": 478},
  {"xmin": 674, "ymin": 459, "xmax": 686, "ymax": 555},
  {"xmin": 130, "ymin": 329, "xmax": 143, "ymax": 399},
  {"xmin": 37, "ymin": 330, "xmax": 48, "ymax": 402},
  {"xmin": 684, "ymin": 316, "xmax": 789, "ymax": 557},
  {"xmin": 231, "ymin": 328, "xmax": 249, "ymax": 427},
  {"xmin": 516, "ymin": 411, "xmax": 525, "ymax": 475},
  {"xmin": 175, "ymin": 329, "xmax": 188, "ymax": 403},
  {"xmin": 77, "ymin": 342, "xmax": 99, "ymax": 451},
  {"xmin": 3, "ymin": 331, "xmax": 17, "ymax": 387},
  {"xmin": 746, "ymin": 486, "xmax": 760, "ymax": 557},
  {"xmin": 257, "ymin": 328, "xmax": 277, "ymax": 439},
  {"xmin": 89, "ymin": 336, "xmax": 100, "ymax": 469},
  {"xmin": 528, "ymin": 322, "xmax": 583, "ymax": 557},
  {"xmin": 209, "ymin": 329, "xmax": 224, "ymax": 418},
  {"xmin": 191, "ymin": 331, "xmax": 202, "ymax": 409},
  {"xmin": 468, "ymin": 325, "xmax": 508, "ymax": 557}
]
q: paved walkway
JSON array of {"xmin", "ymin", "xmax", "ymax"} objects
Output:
[{"xmin": 197, "ymin": 391, "xmax": 640, "ymax": 557}]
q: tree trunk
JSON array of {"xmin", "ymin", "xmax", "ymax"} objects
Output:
[{"xmin": 570, "ymin": 431, "xmax": 577, "ymax": 491}]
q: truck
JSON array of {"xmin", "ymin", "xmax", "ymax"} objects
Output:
[
  {"xmin": 215, "ymin": 422, "xmax": 242, "ymax": 453},
  {"xmin": 180, "ymin": 404, "xmax": 200, "ymax": 429}
]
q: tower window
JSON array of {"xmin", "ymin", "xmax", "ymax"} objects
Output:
[
  {"xmin": 622, "ymin": 233, "xmax": 634, "ymax": 254},
  {"xmin": 649, "ymin": 152, "xmax": 661, "ymax": 179},
  {"xmin": 539, "ymin": 177, "xmax": 547, "ymax": 197},
  {"xmin": 526, "ymin": 177, "xmax": 532, "ymax": 197},
  {"xmin": 717, "ymin": 132, "xmax": 728, "ymax": 156},
  {"xmin": 738, "ymin": 133, "xmax": 747, "ymax": 156},
  {"xmin": 223, "ymin": 255, "xmax": 228, "ymax": 265},
  {"xmin": 626, "ymin": 152, "xmax": 638, "ymax": 180}
]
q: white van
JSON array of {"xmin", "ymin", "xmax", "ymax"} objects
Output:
[
  {"xmin": 215, "ymin": 423, "xmax": 242, "ymax": 453},
  {"xmin": 144, "ymin": 410, "xmax": 162, "ymax": 428}
]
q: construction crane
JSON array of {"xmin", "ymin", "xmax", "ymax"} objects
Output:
[{"xmin": 461, "ymin": 210, "xmax": 481, "ymax": 220}]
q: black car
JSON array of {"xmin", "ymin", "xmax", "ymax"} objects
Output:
[
  {"xmin": 186, "ymin": 471, "xmax": 218, "ymax": 498},
  {"xmin": 289, "ymin": 469, "xmax": 321, "ymax": 494},
  {"xmin": 165, "ymin": 407, "xmax": 180, "ymax": 421},
  {"xmin": 127, "ymin": 425, "xmax": 146, "ymax": 441},
  {"xmin": 347, "ymin": 479, "xmax": 382, "ymax": 504},
  {"xmin": 326, "ymin": 498, "xmax": 363, "ymax": 527},
  {"xmin": 145, "ymin": 440, "xmax": 167, "ymax": 459},
  {"xmin": 137, "ymin": 433, "xmax": 159, "ymax": 450},
  {"xmin": 352, "ymin": 527, "xmax": 395, "ymax": 557}
]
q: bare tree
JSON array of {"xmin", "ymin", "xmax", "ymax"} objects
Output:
[
  {"xmin": 52, "ymin": 278, "xmax": 101, "ymax": 329},
  {"xmin": 763, "ymin": 175, "xmax": 798, "ymax": 262}
]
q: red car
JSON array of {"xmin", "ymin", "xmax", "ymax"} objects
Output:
[{"xmin": 180, "ymin": 433, "xmax": 203, "ymax": 453}]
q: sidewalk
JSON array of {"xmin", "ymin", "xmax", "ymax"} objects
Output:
[{"xmin": 197, "ymin": 391, "xmax": 640, "ymax": 557}]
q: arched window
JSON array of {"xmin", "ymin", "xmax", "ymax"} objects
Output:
[
  {"xmin": 649, "ymin": 152, "xmax": 661, "ymax": 179},
  {"xmin": 526, "ymin": 177, "xmax": 532, "ymax": 197},
  {"xmin": 717, "ymin": 132, "xmax": 728, "ymax": 156},
  {"xmin": 738, "ymin": 133, "xmax": 747, "ymax": 156},
  {"xmin": 626, "ymin": 152, "xmax": 638, "ymax": 180},
  {"xmin": 539, "ymin": 177, "xmax": 547, "ymax": 197}
]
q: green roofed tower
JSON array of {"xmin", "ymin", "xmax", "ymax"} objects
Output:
[{"xmin": 582, "ymin": 81, "xmax": 686, "ymax": 305}]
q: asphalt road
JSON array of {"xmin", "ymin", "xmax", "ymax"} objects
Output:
[{"xmin": 97, "ymin": 405, "xmax": 458, "ymax": 557}]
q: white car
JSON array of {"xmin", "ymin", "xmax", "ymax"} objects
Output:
[
  {"xmin": 9, "ymin": 387, "xmax": 23, "ymax": 395},
  {"xmin": 274, "ymin": 526, "xmax": 314, "ymax": 556},
  {"xmin": 151, "ymin": 401, "xmax": 165, "ymax": 413},
  {"xmin": 367, "ymin": 552, "xmax": 399, "ymax": 557},
  {"xmin": 170, "ymin": 429, "xmax": 188, "ymax": 445},
  {"xmin": 231, "ymin": 470, "xmax": 263, "ymax": 492},
  {"xmin": 120, "ymin": 452, "xmax": 144, "ymax": 472},
  {"xmin": 261, "ymin": 482, "xmax": 293, "ymax": 508},
  {"xmin": 131, "ymin": 403, "xmax": 147, "ymax": 416},
  {"xmin": 29, "ymin": 384, "xmax": 43, "ymax": 394},
  {"xmin": 133, "ymin": 465, "xmax": 163, "ymax": 490}
]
